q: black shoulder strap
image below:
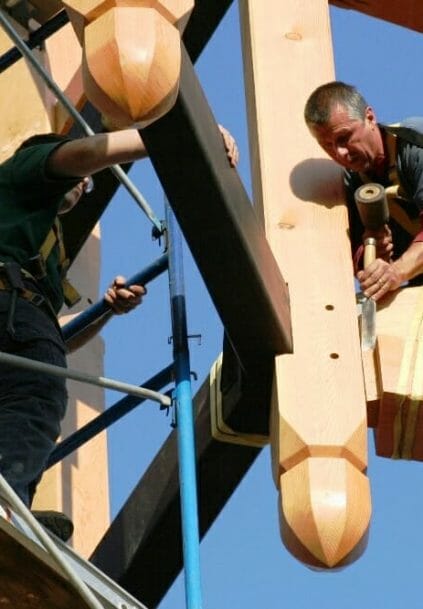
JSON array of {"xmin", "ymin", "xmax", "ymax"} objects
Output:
[{"xmin": 384, "ymin": 123, "xmax": 423, "ymax": 148}]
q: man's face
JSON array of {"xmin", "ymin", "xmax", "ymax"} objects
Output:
[{"xmin": 308, "ymin": 104, "xmax": 384, "ymax": 174}]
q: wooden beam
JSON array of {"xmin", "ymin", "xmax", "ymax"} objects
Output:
[
  {"xmin": 330, "ymin": 0, "xmax": 423, "ymax": 34},
  {"xmin": 0, "ymin": 519, "xmax": 91, "ymax": 609},
  {"xmin": 240, "ymin": 0, "xmax": 370, "ymax": 568},
  {"xmin": 140, "ymin": 46, "xmax": 292, "ymax": 367},
  {"xmin": 58, "ymin": 0, "xmax": 237, "ymax": 265},
  {"xmin": 28, "ymin": 1, "xmax": 63, "ymax": 24},
  {"xmin": 362, "ymin": 286, "xmax": 423, "ymax": 461},
  {"xmin": 90, "ymin": 375, "xmax": 262, "ymax": 608},
  {"xmin": 182, "ymin": 0, "xmax": 233, "ymax": 61}
]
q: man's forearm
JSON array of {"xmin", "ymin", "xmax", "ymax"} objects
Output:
[
  {"xmin": 47, "ymin": 129, "xmax": 148, "ymax": 178},
  {"xmin": 392, "ymin": 240, "xmax": 423, "ymax": 283}
]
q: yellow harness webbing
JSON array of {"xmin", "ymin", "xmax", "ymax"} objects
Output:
[{"xmin": 38, "ymin": 219, "xmax": 81, "ymax": 307}]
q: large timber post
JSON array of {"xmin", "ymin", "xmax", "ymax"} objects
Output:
[{"xmin": 240, "ymin": 0, "xmax": 371, "ymax": 568}]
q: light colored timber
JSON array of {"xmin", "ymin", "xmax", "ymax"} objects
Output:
[
  {"xmin": 280, "ymin": 458, "xmax": 370, "ymax": 568},
  {"xmin": 35, "ymin": 227, "xmax": 110, "ymax": 559},
  {"xmin": 44, "ymin": 21, "xmax": 85, "ymax": 133},
  {"xmin": 362, "ymin": 286, "xmax": 423, "ymax": 461},
  {"xmin": 62, "ymin": 1, "xmax": 194, "ymax": 128},
  {"xmin": 61, "ymin": 0, "xmax": 194, "ymax": 41},
  {"xmin": 361, "ymin": 338, "xmax": 383, "ymax": 428},
  {"xmin": 240, "ymin": 0, "xmax": 370, "ymax": 568},
  {"xmin": 0, "ymin": 14, "xmax": 51, "ymax": 161}
]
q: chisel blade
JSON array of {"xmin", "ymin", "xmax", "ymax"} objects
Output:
[{"xmin": 361, "ymin": 296, "xmax": 376, "ymax": 351}]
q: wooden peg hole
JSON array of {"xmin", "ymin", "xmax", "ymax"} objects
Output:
[
  {"xmin": 325, "ymin": 304, "xmax": 334, "ymax": 310},
  {"xmin": 330, "ymin": 353, "xmax": 339, "ymax": 359}
]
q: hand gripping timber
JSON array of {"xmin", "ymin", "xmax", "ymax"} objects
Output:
[{"xmin": 62, "ymin": 1, "xmax": 194, "ymax": 129}]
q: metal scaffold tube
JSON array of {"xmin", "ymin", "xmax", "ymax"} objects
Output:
[
  {"xmin": 63, "ymin": 254, "xmax": 169, "ymax": 343},
  {"xmin": 0, "ymin": 472, "xmax": 104, "ymax": 609},
  {"xmin": 47, "ymin": 364, "xmax": 174, "ymax": 468},
  {"xmin": 166, "ymin": 201, "xmax": 203, "ymax": 609},
  {"xmin": 0, "ymin": 9, "xmax": 163, "ymax": 233},
  {"xmin": 0, "ymin": 351, "xmax": 171, "ymax": 406},
  {"xmin": 0, "ymin": 9, "xmax": 69, "ymax": 72}
]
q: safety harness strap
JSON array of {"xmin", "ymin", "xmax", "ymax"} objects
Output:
[
  {"xmin": 38, "ymin": 218, "xmax": 81, "ymax": 307},
  {"xmin": 359, "ymin": 126, "xmax": 421, "ymax": 238}
]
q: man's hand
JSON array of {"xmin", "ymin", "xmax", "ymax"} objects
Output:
[
  {"xmin": 357, "ymin": 240, "xmax": 423, "ymax": 301},
  {"xmin": 104, "ymin": 275, "xmax": 146, "ymax": 314},
  {"xmin": 218, "ymin": 124, "xmax": 239, "ymax": 168},
  {"xmin": 363, "ymin": 224, "xmax": 393, "ymax": 262},
  {"xmin": 357, "ymin": 259, "xmax": 403, "ymax": 301}
]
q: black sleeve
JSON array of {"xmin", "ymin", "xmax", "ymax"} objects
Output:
[{"xmin": 396, "ymin": 140, "xmax": 423, "ymax": 212}]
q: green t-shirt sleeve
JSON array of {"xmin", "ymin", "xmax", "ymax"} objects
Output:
[{"xmin": 8, "ymin": 141, "xmax": 81, "ymax": 206}]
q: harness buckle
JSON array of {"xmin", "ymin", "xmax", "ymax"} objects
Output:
[{"xmin": 27, "ymin": 292, "xmax": 45, "ymax": 307}]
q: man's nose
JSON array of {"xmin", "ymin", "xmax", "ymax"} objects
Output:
[{"xmin": 334, "ymin": 146, "xmax": 349, "ymax": 162}]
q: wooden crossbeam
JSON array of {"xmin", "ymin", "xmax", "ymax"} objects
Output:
[
  {"xmin": 330, "ymin": 0, "xmax": 423, "ymax": 34},
  {"xmin": 140, "ymin": 46, "xmax": 292, "ymax": 366},
  {"xmin": 0, "ymin": 520, "xmax": 91, "ymax": 609}
]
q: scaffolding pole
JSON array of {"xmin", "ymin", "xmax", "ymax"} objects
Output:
[
  {"xmin": 62, "ymin": 254, "xmax": 169, "ymax": 343},
  {"xmin": 166, "ymin": 202, "xmax": 203, "ymax": 609},
  {"xmin": 0, "ymin": 351, "xmax": 171, "ymax": 406},
  {"xmin": 47, "ymin": 364, "xmax": 174, "ymax": 468}
]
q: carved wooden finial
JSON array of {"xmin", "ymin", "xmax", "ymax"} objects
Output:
[
  {"xmin": 278, "ymin": 458, "xmax": 371, "ymax": 568},
  {"xmin": 62, "ymin": 1, "xmax": 194, "ymax": 128},
  {"xmin": 271, "ymin": 388, "xmax": 371, "ymax": 569}
]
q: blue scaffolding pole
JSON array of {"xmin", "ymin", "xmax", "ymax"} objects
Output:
[{"xmin": 166, "ymin": 202, "xmax": 203, "ymax": 609}]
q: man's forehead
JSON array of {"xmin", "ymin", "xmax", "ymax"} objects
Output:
[
  {"xmin": 311, "ymin": 106, "xmax": 360, "ymax": 138},
  {"xmin": 327, "ymin": 103, "xmax": 358, "ymax": 125}
]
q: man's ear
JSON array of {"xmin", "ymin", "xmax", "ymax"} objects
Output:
[{"xmin": 365, "ymin": 106, "xmax": 377, "ymax": 126}]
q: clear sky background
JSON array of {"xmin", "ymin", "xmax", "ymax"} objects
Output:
[{"xmin": 96, "ymin": 4, "xmax": 423, "ymax": 609}]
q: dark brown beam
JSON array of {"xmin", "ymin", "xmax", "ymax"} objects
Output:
[
  {"xmin": 71, "ymin": 5, "xmax": 282, "ymax": 607},
  {"xmin": 140, "ymin": 46, "xmax": 292, "ymax": 367},
  {"xmin": 65, "ymin": 45, "xmax": 293, "ymax": 371},
  {"xmin": 91, "ymin": 375, "xmax": 263, "ymax": 608},
  {"xmin": 183, "ymin": 0, "xmax": 234, "ymax": 61},
  {"xmin": 330, "ymin": 0, "xmax": 423, "ymax": 34}
]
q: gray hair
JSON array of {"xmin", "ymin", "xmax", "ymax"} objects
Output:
[{"xmin": 304, "ymin": 81, "xmax": 368, "ymax": 126}]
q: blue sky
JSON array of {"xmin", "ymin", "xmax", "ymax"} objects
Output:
[{"xmin": 98, "ymin": 4, "xmax": 423, "ymax": 609}]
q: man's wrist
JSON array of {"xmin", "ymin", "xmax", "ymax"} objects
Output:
[{"xmin": 391, "ymin": 258, "xmax": 408, "ymax": 283}]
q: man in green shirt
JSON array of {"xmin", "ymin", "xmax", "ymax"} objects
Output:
[{"xmin": 0, "ymin": 125, "xmax": 238, "ymax": 539}]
